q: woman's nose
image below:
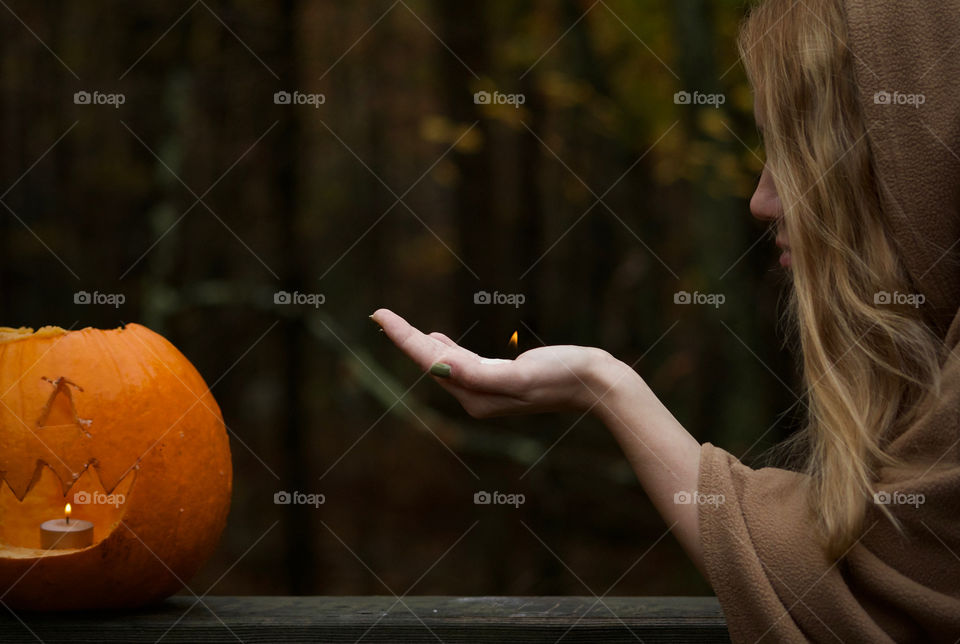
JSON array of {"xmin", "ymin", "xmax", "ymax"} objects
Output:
[{"xmin": 750, "ymin": 165, "xmax": 781, "ymax": 222}]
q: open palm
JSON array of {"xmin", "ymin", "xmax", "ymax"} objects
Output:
[{"xmin": 371, "ymin": 308, "xmax": 611, "ymax": 418}]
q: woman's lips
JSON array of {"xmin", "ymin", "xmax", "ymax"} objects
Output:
[{"xmin": 775, "ymin": 237, "xmax": 791, "ymax": 267}]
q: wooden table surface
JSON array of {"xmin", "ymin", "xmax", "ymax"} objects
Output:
[{"xmin": 1, "ymin": 595, "xmax": 729, "ymax": 643}]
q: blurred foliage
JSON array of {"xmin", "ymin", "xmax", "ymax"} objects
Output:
[{"xmin": 1, "ymin": 0, "xmax": 800, "ymax": 596}]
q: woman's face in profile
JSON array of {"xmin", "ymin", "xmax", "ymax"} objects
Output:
[
  {"xmin": 752, "ymin": 166, "xmax": 791, "ymax": 268},
  {"xmin": 751, "ymin": 109, "xmax": 790, "ymax": 267}
]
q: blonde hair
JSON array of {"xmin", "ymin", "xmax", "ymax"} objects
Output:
[{"xmin": 740, "ymin": 0, "xmax": 944, "ymax": 557}]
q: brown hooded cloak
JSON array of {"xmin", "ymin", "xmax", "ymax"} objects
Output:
[{"xmin": 698, "ymin": 1, "xmax": 960, "ymax": 641}]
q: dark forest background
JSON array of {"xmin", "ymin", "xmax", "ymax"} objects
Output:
[{"xmin": 0, "ymin": 0, "xmax": 801, "ymax": 596}]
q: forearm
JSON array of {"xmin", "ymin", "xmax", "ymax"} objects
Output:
[{"xmin": 586, "ymin": 352, "xmax": 705, "ymax": 575}]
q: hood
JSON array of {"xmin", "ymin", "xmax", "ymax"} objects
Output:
[{"xmin": 844, "ymin": 0, "xmax": 960, "ymax": 340}]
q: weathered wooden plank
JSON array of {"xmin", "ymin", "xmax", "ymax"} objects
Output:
[{"xmin": 0, "ymin": 596, "xmax": 729, "ymax": 643}]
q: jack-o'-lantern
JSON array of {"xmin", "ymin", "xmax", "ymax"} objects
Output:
[{"xmin": 0, "ymin": 324, "xmax": 232, "ymax": 610}]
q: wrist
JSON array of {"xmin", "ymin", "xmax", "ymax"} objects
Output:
[{"xmin": 581, "ymin": 349, "xmax": 643, "ymax": 419}]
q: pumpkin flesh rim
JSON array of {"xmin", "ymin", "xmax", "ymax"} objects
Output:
[{"xmin": 0, "ymin": 327, "xmax": 70, "ymax": 345}]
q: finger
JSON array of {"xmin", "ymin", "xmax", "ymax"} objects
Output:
[
  {"xmin": 428, "ymin": 331, "xmax": 457, "ymax": 347},
  {"xmin": 372, "ymin": 309, "xmax": 520, "ymax": 393},
  {"xmin": 371, "ymin": 308, "xmax": 446, "ymax": 370},
  {"xmin": 429, "ymin": 332, "xmax": 481, "ymax": 360},
  {"xmin": 431, "ymin": 351, "xmax": 527, "ymax": 396}
]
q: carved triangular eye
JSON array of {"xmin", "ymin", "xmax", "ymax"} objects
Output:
[{"xmin": 36, "ymin": 376, "xmax": 91, "ymax": 430}]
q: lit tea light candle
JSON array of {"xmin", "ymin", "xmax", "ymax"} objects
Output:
[
  {"xmin": 481, "ymin": 330, "xmax": 519, "ymax": 364},
  {"xmin": 40, "ymin": 503, "xmax": 94, "ymax": 550}
]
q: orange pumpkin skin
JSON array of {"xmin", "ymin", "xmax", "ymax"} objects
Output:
[{"xmin": 0, "ymin": 324, "xmax": 232, "ymax": 610}]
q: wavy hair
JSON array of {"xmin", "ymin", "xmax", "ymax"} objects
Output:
[{"xmin": 740, "ymin": 0, "xmax": 944, "ymax": 557}]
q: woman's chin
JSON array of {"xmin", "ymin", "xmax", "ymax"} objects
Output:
[{"xmin": 779, "ymin": 250, "xmax": 792, "ymax": 268}]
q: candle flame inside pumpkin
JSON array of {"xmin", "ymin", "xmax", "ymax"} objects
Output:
[
  {"xmin": 65, "ymin": 503, "xmax": 72, "ymax": 520},
  {"xmin": 509, "ymin": 331, "xmax": 518, "ymax": 349}
]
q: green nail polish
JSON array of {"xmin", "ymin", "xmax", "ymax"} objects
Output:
[{"xmin": 430, "ymin": 362, "xmax": 452, "ymax": 378}]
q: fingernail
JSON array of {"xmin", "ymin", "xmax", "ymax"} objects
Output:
[
  {"xmin": 430, "ymin": 362, "xmax": 452, "ymax": 378},
  {"xmin": 369, "ymin": 314, "xmax": 381, "ymax": 327}
]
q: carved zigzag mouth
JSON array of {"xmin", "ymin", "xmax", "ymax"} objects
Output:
[
  {"xmin": 0, "ymin": 461, "xmax": 136, "ymax": 551},
  {"xmin": 6, "ymin": 458, "xmax": 136, "ymax": 501}
]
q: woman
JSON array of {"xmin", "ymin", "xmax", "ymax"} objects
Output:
[{"xmin": 372, "ymin": 0, "xmax": 960, "ymax": 640}]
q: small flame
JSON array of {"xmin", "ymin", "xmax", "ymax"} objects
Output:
[
  {"xmin": 509, "ymin": 330, "xmax": 518, "ymax": 349},
  {"xmin": 65, "ymin": 503, "xmax": 72, "ymax": 520}
]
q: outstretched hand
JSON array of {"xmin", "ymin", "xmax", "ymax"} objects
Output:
[
  {"xmin": 371, "ymin": 308, "xmax": 613, "ymax": 418},
  {"xmin": 372, "ymin": 308, "xmax": 705, "ymax": 574}
]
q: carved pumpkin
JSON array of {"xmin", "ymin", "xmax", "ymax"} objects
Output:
[{"xmin": 0, "ymin": 324, "xmax": 232, "ymax": 610}]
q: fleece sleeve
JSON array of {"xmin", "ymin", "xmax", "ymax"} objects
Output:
[{"xmin": 697, "ymin": 442, "xmax": 895, "ymax": 643}]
